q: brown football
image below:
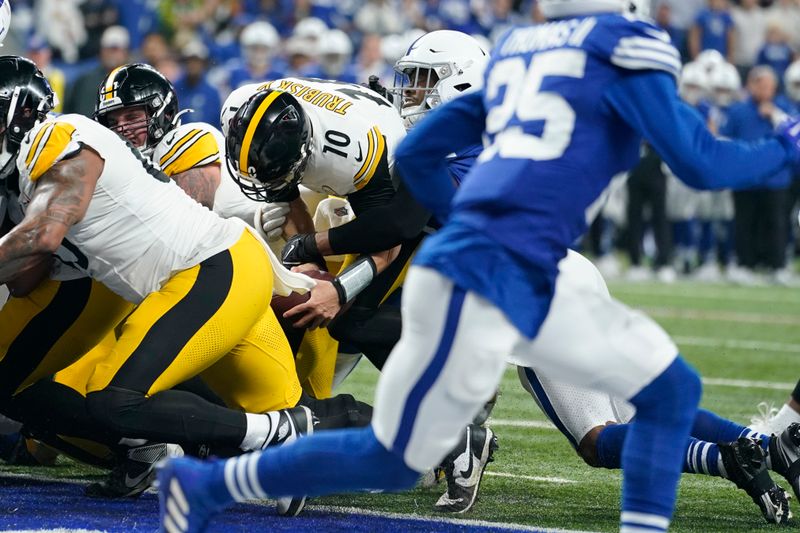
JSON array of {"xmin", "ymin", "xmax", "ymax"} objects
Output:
[{"xmin": 270, "ymin": 269, "xmax": 335, "ymax": 317}]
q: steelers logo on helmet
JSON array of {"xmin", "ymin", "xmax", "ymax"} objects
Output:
[{"xmin": 225, "ymin": 89, "xmax": 312, "ymax": 201}]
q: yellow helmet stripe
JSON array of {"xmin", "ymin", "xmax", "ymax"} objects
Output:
[
  {"xmin": 239, "ymin": 90, "xmax": 284, "ymax": 177},
  {"xmin": 103, "ymin": 66, "xmax": 125, "ymax": 101}
]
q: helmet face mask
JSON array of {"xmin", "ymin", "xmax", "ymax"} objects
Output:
[
  {"xmin": 93, "ymin": 63, "xmax": 179, "ymax": 151},
  {"xmin": 390, "ymin": 30, "xmax": 488, "ymax": 127},
  {"xmin": 391, "ymin": 64, "xmax": 443, "ymax": 126},
  {"xmin": 224, "ymin": 89, "xmax": 312, "ymax": 201}
]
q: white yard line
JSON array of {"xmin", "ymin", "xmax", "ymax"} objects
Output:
[
  {"xmin": 491, "ymin": 419, "xmax": 556, "ymax": 429},
  {"xmin": 702, "ymin": 377, "xmax": 795, "ymax": 390},
  {"xmin": 674, "ymin": 335, "xmax": 800, "ymax": 354},
  {"xmin": 642, "ymin": 307, "xmax": 800, "ymax": 326},
  {"xmin": 309, "ymin": 504, "xmax": 590, "ymax": 532},
  {"xmin": 484, "ymin": 471, "xmax": 576, "ymax": 484},
  {"xmin": 608, "ymin": 284, "xmax": 800, "ymax": 304}
]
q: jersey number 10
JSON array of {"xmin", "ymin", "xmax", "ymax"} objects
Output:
[{"xmin": 484, "ymin": 49, "xmax": 586, "ymax": 161}]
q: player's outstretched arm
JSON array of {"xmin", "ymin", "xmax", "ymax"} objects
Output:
[
  {"xmin": 394, "ymin": 91, "xmax": 487, "ymax": 221},
  {"xmin": 604, "ymin": 71, "xmax": 795, "ymax": 191},
  {"xmin": 0, "ymin": 148, "xmax": 101, "ymax": 283}
]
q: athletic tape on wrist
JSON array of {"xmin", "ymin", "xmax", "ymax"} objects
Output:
[{"xmin": 333, "ymin": 256, "xmax": 377, "ymax": 304}]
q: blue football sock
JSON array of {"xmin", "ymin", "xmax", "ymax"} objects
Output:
[
  {"xmin": 596, "ymin": 424, "xmax": 628, "ymax": 469},
  {"xmin": 620, "ymin": 356, "xmax": 701, "ymax": 533},
  {"xmin": 683, "ymin": 437, "xmax": 721, "ymax": 476},
  {"xmin": 209, "ymin": 426, "xmax": 420, "ymax": 506},
  {"xmin": 692, "ymin": 408, "xmax": 770, "ymax": 450}
]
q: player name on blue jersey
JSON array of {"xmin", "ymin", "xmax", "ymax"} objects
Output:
[{"xmin": 499, "ymin": 17, "xmax": 597, "ymax": 55}]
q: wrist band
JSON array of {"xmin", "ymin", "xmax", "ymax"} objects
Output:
[{"xmin": 333, "ymin": 255, "xmax": 377, "ymax": 305}]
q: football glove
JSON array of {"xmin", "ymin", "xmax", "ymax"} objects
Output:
[
  {"xmin": 281, "ymin": 233, "xmax": 326, "ymax": 270},
  {"xmin": 254, "ymin": 202, "xmax": 290, "ymax": 241}
]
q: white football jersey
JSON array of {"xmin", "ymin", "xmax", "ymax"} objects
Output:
[
  {"xmin": 16, "ymin": 114, "xmax": 244, "ymax": 303},
  {"xmin": 151, "ymin": 121, "xmax": 262, "ymax": 225},
  {"xmin": 241, "ymin": 77, "xmax": 407, "ymax": 197}
]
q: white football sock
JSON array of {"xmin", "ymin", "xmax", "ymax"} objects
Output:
[
  {"xmin": 241, "ymin": 413, "xmax": 272, "ymax": 451},
  {"xmin": 771, "ymin": 404, "xmax": 800, "ymax": 433}
]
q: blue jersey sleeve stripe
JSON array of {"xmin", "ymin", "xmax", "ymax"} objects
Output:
[
  {"xmin": 613, "ymin": 47, "xmax": 682, "ymax": 70},
  {"xmin": 611, "ymin": 56, "xmax": 681, "ymax": 77},
  {"xmin": 617, "ymin": 36, "xmax": 680, "ymax": 57}
]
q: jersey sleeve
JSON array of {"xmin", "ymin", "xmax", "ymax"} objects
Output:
[
  {"xmin": 17, "ymin": 120, "xmax": 82, "ymax": 182},
  {"xmin": 353, "ymin": 125, "xmax": 387, "ymax": 191},
  {"xmin": 153, "ymin": 124, "xmax": 221, "ymax": 177},
  {"xmin": 588, "ymin": 15, "xmax": 682, "ymax": 80}
]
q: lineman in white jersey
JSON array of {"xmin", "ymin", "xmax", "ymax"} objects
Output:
[
  {"xmin": 0, "ymin": 58, "xmax": 319, "ymax": 480},
  {"xmin": 94, "ymin": 63, "xmax": 289, "ymax": 241}
]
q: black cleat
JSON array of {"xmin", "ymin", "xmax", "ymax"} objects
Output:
[
  {"xmin": 768, "ymin": 422, "xmax": 800, "ymax": 503},
  {"xmin": 269, "ymin": 406, "xmax": 315, "ymax": 517},
  {"xmin": 434, "ymin": 424, "xmax": 498, "ymax": 513},
  {"xmin": 86, "ymin": 443, "xmax": 183, "ymax": 499},
  {"xmin": 719, "ymin": 437, "xmax": 791, "ymax": 524}
]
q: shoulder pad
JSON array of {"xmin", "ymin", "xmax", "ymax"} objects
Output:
[
  {"xmin": 153, "ymin": 122, "xmax": 221, "ymax": 177},
  {"xmin": 588, "ymin": 14, "xmax": 681, "ymax": 79},
  {"xmin": 17, "ymin": 119, "xmax": 81, "ymax": 182}
]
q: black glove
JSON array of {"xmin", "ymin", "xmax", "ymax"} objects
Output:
[
  {"xmin": 365, "ymin": 75, "xmax": 393, "ymax": 104},
  {"xmin": 281, "ymin": 233, "xmax": 326, "ymax": 270}
]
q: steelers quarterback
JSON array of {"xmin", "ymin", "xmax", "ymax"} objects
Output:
[{"xmin": 222, "ymin": 79, "xmax": 426, "ymax": 370}]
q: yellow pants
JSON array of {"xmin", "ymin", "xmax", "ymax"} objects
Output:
[
  {"xmin": 86, "ymin": 231, "xmax": 302, "ymax": 413},
  {"xmin": 0, "ymin": 277, "xmax": 133, "ymax": 397}
]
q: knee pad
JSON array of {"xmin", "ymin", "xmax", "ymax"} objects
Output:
[{"xmin": 86, "ymin": 387, "xmax": 146, "ymax": 434}]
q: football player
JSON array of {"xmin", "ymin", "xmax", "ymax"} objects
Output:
[
  {"xmin": 388, "ymin": 30, "xmax": 494, "ymax": 513},
  {"xmin": 0, "ymin": 57, "xmax": 137, "ymax": 471},
  {"xmin": 389, "ymin": 27, "xmax": 797, "ymax": 521},
  {"xmin": 221, "ymin": 78, "xmax": 419, "ymax": 370},
  {"xmin": 0, "ymin": 56, "xmax": 320, "ymax": 515},
  {"xmin": 157, "ymin": 1, "xmax": 800, "ymax": 531}
]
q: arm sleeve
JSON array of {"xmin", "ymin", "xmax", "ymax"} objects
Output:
[
  {"xmin": 604, "ymin": 71, "xmax": 793, "ymax": 190},
  {"xmin": 327, "ymin": 179, "xmax": 431, "ymax": 254},
  {"xmin": 393, "ymin": 91, "xmax": 487, "ymax": 221}
]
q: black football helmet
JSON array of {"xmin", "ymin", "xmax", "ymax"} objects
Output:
[
  {"xmin": 0, "ymin": 56, "xmax": 55, "ymax": 180},
  {"xmin": 225, "ymin": 89, "xmax": 312, "ymax": 201},
  {"xmin": 93, "ymin": 63, "xmax": 179, "ymax": 149}
]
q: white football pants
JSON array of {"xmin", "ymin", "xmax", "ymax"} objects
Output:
[{"xmin": 372, "ymin": 251, "xmax": 677, "ymax": 472}]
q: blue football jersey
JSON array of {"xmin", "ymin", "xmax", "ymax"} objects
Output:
[
  {"xmin": 400, "ymin": 14, "xmax": 793, "ymax": 337},
  {"xmin": 452, "ymin": 15, "xmax": 680, "ymax": 278},
  {"xmin": 447, "ymin": 145, "xmax": 483, "ymax": 185}
]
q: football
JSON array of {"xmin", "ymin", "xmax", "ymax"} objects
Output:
[{"xmin": 270, "ymin": 269, "xmax": 335, "ymax": 317}]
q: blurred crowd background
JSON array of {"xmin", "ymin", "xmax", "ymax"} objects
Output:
[{"xmin": 3, "ymin": 0, "xmax": 800, "ymax": 286}]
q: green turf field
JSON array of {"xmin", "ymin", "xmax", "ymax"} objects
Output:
[{"xmin": 2, "ymin": 280, "xmax": 798, "ymax": 532}]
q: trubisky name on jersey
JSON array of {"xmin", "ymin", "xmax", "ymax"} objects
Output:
[
  {"xmin": 500, "ymin": 17, "xmax": 596, "ymax": 55},
  {"xmin": 264, "ymin": 80, "xmax": 353, "ymax": 115}
]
